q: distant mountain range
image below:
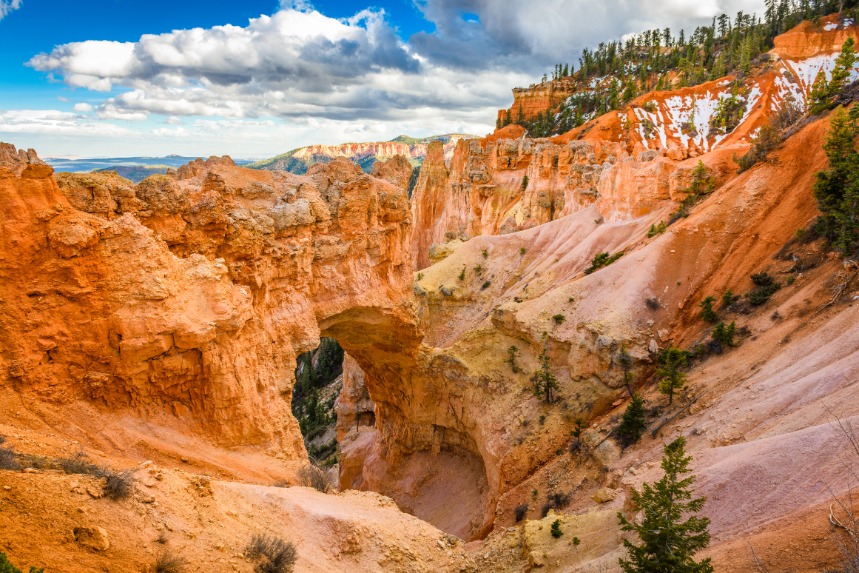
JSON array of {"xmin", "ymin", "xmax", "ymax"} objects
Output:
[
  {"xmin": 44, "ymin": 155, "xmax": 253, "ymax": 183},
  {"xmin": 246, "ymin": 134, "xmax": 475, "ymax": 174}
]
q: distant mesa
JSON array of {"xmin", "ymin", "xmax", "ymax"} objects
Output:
[{"xmin": 246, "ymin": 134, "xmax": 475, "ymax": 176}]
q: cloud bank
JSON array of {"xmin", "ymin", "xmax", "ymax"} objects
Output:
[{"xmin": 14, "ymin": 0, "xmax": 766, "ymax": 154}]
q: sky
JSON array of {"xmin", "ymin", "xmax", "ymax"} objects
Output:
[{"xmin": 0, "ymin": 0, "xmax": 764, "ymax": 159}]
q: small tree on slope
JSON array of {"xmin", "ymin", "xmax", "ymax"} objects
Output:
[{"xmin": 617, "ymin": 436, "xmax": 713, "ymax": 573}]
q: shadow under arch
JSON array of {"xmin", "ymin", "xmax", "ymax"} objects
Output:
[{"xmin": 317, "ymin": 306, "xmax": 495, "ymax": 540}]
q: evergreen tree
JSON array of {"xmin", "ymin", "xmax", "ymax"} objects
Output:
[
  {"xmin": 616, "ymin": 393, "xmax": 647, "ymax": 447},
  {"xmin": 617, "ymin": 437, "xmax": 713, "ymax": 573},
  {"xmin": 809, "ymin": 68, "xmax": 831, "ymax": 114},
  {"xmin": 657, "ymin": 346, "xmax": 689, "ymax": 405},
  {"xmin": 829, "ymin": 37, "xmax": 856, "ymax": 99},
  {"xmin": 813, "ymin": 106, "xmax": 859, "ymax": 254},
  {"xmin": 532, "ymin": 345, "xmax": 560, "ymax": 404}
]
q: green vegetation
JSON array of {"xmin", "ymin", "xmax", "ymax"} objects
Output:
[
  {"xmin": 502, "ymin": 3, "xmax": 859, "ymax": 137},
  {"xmin": 711, "ymin": 321, "xmax": 737, "ymax": 349},
  {"xmin": 585, "ymin": 251, "xmax": 624, "ymax": 274},
  {"xmin": 551, "ymin": 519, "xmax": 564, "ymax": 538},
  {"xmin": 552, "ymin": 314, "xmax": 566, "ymax": 325},
  {"xmin": 746, "ymin": 272, "xmax": 782, "ymax": 306},
  {"xmin": 813, "ymin": 106, "xmax": 859, "ymax": 255},
  {"xmin": 459, "ymin": 267, "xmax": 466, "ymax": 281},
  {"xmin": 617, "ymin": 436, "xmax": 712, "ymax": 573},
  {"xmin": 809, "ymin": 38, "xmax": 856, "ymax": 114},
  {"xmin": 0, "ymin": 552, "xmax": 43, "ymax": 573},
  {"xmin": 657, "ymin": 346, "xmax": 690, "ymax": 405},
  {"xmin": 669, "ymin": 162, "xmax": 715, "ymax": 223},
  {"xmin": 506, "ymin": 345, "xmax": 522, "ymax": 373},
  {"xmin": 699, "ymin": 296, "xmax": 718, "ymax": 323},
  {"xmin": 616, "ymin": 393, "xmax": 647, "ymax": 447},
  {"xmin": 721, "ymin": 289, "xmax": 737, "ymax": 308},
  {"xmin": 532, "ymin": 346, "xmax": 560, "ymax": 404},
  {"xmin": 648, "ymin": 221, "xmax": 667, "ymax": 237},
  {"xmin": 709, "ymin": 85, "xmax": 747, "ymax": 135},
  {"xmin": 521, "ymin": 175, "xmax": 529, "ymax": 190},
  {"xmin": 292, "ymin": 338, "xmax": 343, "ymax": 465}
]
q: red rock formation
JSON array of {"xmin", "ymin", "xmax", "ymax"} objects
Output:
[
  {"xmin": 1, "ymin": 150, "xmax": 418, "ymax": 459},
  {"xmin": 497, "ymin": 79, "xmax": 576, "ymax": 123}
]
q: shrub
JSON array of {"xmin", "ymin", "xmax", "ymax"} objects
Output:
[
  {"xmin": 585, "ymin": 252, "xmax": 624, "ymax": 274},
  {"xmin": 458, "ymin": 268, "xmax": 465, "ymax": 281},
  {"xmin": 647, "ymin": 221, "xmax": 667, "ymax": 237},
  {"xmin": 711, "ymin": 321, "xmax": 737, "ymax": 349},
  {"xmin": 699, "ymin": 296, "xmax": 718, "ymax": 323},
  {"xmin": 57, "ymin": 451, "xmax": 101, "ymax": 476},
  {"xmin": 155, "ymin": 550, "xmax": 187, "ymax": 573},
  {"xmin": 473, "ymin": 264, "xmax": 483, "ymax": 276},
  {"xmin": 416, "ymin": 272, "xmax": 423, "ymax": 281},
  {"xmin": 521, "ymin": 175, "xmax": 529, "ymax": 190},
  {"xmin": 551, "ymin": 519, "xmax": 563, "ymax": 538},
  {"xmin": 773, "ymin": 93, "xmax": 803, "ymax": 132},
  {"xmin": 520, "ymin": 247, "xmax": 527, "ymax": 255},
  {"xmin": 245, "ymin": 535, "xmax": 297, "ymax": 573},
  {"xmin": 736, "ymin": 124, "xmax": 780, "ymax": 172},
  {"xmin": 747, "ymin": 273, "xmax": 781, "ymax": 306},
  {"xmin": 515, "ymin": 504, "xmax": 529, "ymax": 522},
  {"xmin": 616, "ymin": 393, "xmax": 647, "ymax": 448},
  {"xmin": 0, "ymin": 438, "xmax": 20, "ymax": 471},
  {"xmin": 721, "ymin": 290, "xmax": 736, "ymax": 308},
  {"xmin": 102, "ymin": 469, "xmax": 134, "ymax": 501},
  {"xmin": 541, "ymin": 492, "xmax": 572, "ymax": 517},
  {"xmin": 482, "ymin": 248, "xmax": 489, "ymax": 259},
  {"xmin": 481, "ymin": 280, "xmax": 492, "ymax": 290},
  {"xmin": 645, "ymin": 297, "xmax": 660, "ymax": 311},
  {"xmin": 552, "ymin": 314, "xmax": 565, "ymax": 325},
  {"xmin": 297, "ymin": 465, "xmax": 329, "ymax": 493},
  {"xmin": 643, "ymin": 101, "xmax": 657, "ymax": 113}
]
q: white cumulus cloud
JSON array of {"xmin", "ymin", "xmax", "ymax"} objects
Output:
[
  {"xmin": 19, "ymin": 0, "xmax": 771, "ymax": 156},
  {"xmin": 0, "ymin": 0, "xmax": 22, "ymax": 21}
]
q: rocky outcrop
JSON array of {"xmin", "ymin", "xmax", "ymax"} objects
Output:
[
  {"xmin": 498, "ymin": 79, "xmax": 576, "ymax": 123},
  {"xmin": 0, "ymin": 149, "xmax": 418, "ymax": 459}
]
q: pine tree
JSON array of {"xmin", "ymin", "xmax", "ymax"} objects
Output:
[
  {"xmin": 809, "ymin": 68, "xmax": 831, "ymax": 114},
  {"xmin": 617, "ymin": 437, "xmax": 713, "ymax": 573},
  {"xmin": 813, "ymin": 106, "xmax": 859, "ymax": 254},
  {"xmin": 828, "ymin": 37, "xmax": 856, "ymax": 99},
  {"xmin": 532, "ymin": 346, "xmax": 559, "ymax": 404},
  {"xmin": 616, "ymin": 393, "xmax": 647, "ymax": 447},
  {"xmin": 657, "ymin": 346, "xmax": 689, "ymax": 405}
]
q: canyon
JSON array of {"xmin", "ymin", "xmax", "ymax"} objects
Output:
[{"xmin": 0, "ymin": 14, "xmax": 858, "ymax": 573}]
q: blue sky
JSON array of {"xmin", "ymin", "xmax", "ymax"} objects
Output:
[{"xmin": 0, "ymin": 0, "xmax": 763, "ymax": 158}]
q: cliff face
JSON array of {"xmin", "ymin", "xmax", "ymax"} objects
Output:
[
  {"xmin": 498, "ymin": 79, "xmax": 576, "ymax": 123},
  {"xmin": 413, "ymin": 18, "xmax": 859, "ymax": 270},
  {"xmin": 0, "ymin": 150, "xmax": 418, "ymax": 458}
]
